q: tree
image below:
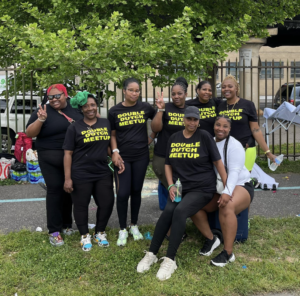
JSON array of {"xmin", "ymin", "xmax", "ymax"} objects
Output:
[{"xmin": 0, "ymin": 0, "xmax": 299, "ymax": 95}]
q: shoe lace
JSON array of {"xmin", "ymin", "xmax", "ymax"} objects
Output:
[
  {"xmin": 214, "ymin": 250, "xmax": 228, "ymax": 261},
  {"xmin": 130, "ymin": 226, "xmax": 141, "ymax": 236},
  {"xmin": 82, "ymin": 234, "xmax": 91, "ymax": 244},
  {"xmin": 119, "ymin": 230, "xmax": 127, "ymax": 240},
  {"xmin": 98, "ymin": 232, "xmax": 107, "ymax": 241},
  {"xmin": 141, "ymin": 251, "xmax": 154, "ymax": 264},
  {"xmin": 202, "ymin": 237, "xmax": 213, "ymax": 250},
  {"xmin": 159, "ymin": 257, "xmax": 174, "ymax": 271}
]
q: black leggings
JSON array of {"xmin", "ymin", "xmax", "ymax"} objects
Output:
[
  {"xmin": 38, "ymin": 149, "xmax": 73, "ymax": 234},
  {"xmin": 149, "ymin": 191, "xmax": 213, "ymax": 260},
  {"xmin": 71, "ymin": 175, "xmax": 114, "ymax": 235},
  {"xmin": 115, "ymin": 157, "xmax": 149, "ymax": 229}
]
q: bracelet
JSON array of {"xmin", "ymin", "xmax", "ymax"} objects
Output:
[
  {"xmin": 149, "ymin": 136, "xmax": 154, "ymax": 141},
  {"xmin": 168, "ymin": 184, "xmax": 175, "ymax": 191},
  {"xmin": 37, "ymin": 118, "xmax": 46, "ymax": 122},
  {"xmin": 264, "ymin": 150, "xmax": 271, "ymax": 154}
]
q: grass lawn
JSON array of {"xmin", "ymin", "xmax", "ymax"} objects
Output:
[{"xmin": 1, "ymin": 217, "xmax": 300, "ymax": 296}]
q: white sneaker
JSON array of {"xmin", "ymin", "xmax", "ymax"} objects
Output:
[
  {"xmin": 117, "ymin": 229, "xmax": 128, "ymax": 246},
  {"xmin": 129, "ymin": 225, "xmax": 143, "ymax": 241},
  {"xmin": 137, "ymin": 251, "xmax": 158, "ymax": 273},
  {"xmin": 93, "ymin": 232, "xmax": 109, "ymax": 247},
  {"xmin": 80, "ymin": 234, "xmax": 92, "ymax": 252},
  {"xmin": 156, "ymin": 257, "xmax": 177, "ymax": 281}
]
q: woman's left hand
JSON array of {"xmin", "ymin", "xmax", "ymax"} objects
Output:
[
  {"xmin": 169, "ymin": 186, "xmax": 176, "ymax": 202},
  {"xmin": 218, "ymin": 193, "xmax": 232, "ymax": 208}
]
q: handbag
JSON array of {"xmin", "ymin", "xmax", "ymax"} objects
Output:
[{"xmin": 216, "ymin": 137, "xmax": 229, "ymax": 194}]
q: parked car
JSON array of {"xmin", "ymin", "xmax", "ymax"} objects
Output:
[
  {"xmin": 0, "ymin": 95, "xmax": 42, "ymax": 152},
  {"xmin": 273, "ymin": 83, "xmax": 300, "ymax": 109}
]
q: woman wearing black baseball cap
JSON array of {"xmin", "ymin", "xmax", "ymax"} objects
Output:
[{"xmin": 136, "ymin": 106, "xmax": 227, "ymax": 281}]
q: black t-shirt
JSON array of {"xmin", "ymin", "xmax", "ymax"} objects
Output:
[
  {"xmin": 186, "ymin": 97, "xmax": 222, "ymax": 136},
  {"xmin": 108, "ymin": 101, "xmax": 155, "ymax": 161},
  {"xmin": 154, "ymin": 102, "xmax": 186, "ymax": 158},
  {"xmin": 217, "ymin": 98, "xmax": 258, "ymax": 148},
  {"xmin": 165, "ymin": 129, "xmax": 221, "ymax": 193},
  {"xmin": 62, "ymin": 118, "xmax": 111, "ymax": 183},
  {"xmin": 26, "ymin": 101, "xmax": 83, "ymax": 151}
]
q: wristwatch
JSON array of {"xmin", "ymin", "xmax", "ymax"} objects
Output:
[
  {"xmin": 157, "ymin": 109, "xmax": 165, "ymax": 112},
  {"xmin": 112, "ymin": 149, "xmax": 120, "ymax": 153}
]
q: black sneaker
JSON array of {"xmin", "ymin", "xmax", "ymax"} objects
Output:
[
  {"xmin": 199, "ymin": 235, "xmax": 221, "ymax": 256},
  {"xmin": 211, "ymin": 250, "xmax": 235, "ymax": 267},
  {"xmin": 250, "ymin": 177, "xmax": 260, "ymax": 188}
]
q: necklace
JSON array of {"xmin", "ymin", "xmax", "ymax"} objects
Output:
[{"xmin": 227, "ymin": 98, "xmax": 239, "ymax": 112}]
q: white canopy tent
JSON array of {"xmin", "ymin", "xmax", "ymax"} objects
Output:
[{"xmin": 263, "ymin": 101, "xmax": 300, "ymax": 167}]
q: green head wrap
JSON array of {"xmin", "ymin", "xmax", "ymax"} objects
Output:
[{"xmin": 70, "ymin": 91, "xmax": 93, "ymax": 108}]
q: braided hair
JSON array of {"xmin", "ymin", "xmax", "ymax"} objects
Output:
[
  {"xmin": 172, "ymin": 77, "xmax": 188, "ymax": 93},
  {"xmin": 215, "ymin": 115, "xmax": 231, "ymax": 172}
]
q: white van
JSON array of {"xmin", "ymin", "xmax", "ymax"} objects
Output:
[{"xmin": 0, "ymin": 95, "xmax": 41, "ymax": 152}]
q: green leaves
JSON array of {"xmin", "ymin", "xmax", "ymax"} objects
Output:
[{"xmin": 0, "ymin": 0, "xmax": 299, "ymax": 94}]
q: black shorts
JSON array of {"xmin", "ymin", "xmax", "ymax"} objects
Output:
[{"xmin": 241, "ymin": 181, "xmax": 254, "ymax": 203}]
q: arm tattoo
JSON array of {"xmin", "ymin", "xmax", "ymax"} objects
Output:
[{"xmin": 252, "ymin": 127, "xmax": 260, "ymax": 133}]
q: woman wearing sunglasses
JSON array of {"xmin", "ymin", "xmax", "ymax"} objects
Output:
[{"xmin": 26, "ymin": 84, "xmax": 83, "ymax": 247}]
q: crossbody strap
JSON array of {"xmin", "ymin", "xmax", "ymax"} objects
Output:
[{"xmin": 57, "ymin": 110, "xmax": 75, "ymax": 124}]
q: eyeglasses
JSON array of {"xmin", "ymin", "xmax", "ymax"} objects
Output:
[
  {"xmin": 127, "ymin": 89, "xmax": 140, "ymax": 94},
  {"xmin": 48, "ymin": 93, "xmax": 64, "ymax": 100}
]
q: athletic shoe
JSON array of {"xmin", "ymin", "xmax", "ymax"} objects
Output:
[
  {"xmin": 210, "ymin": 250, "xmax": 235, "ymax": 267},
  {"xmin": 199, "ymin": 235, "xmax": 221, "ymax": 256},
  {"xmin": 94, "ymin": 232, "xmax": 109, "ymax": 247},
  {"xmin": 117, "ymin": 229, "xmax": 128, "ymax": 246},
  {"xmin": 49, "ymin": 232, "xmax": 64, "ymax": 247},
  {"xmin": 251, "ymin": 177, "xmax": 260, "ymax": 188},
  {"xmin": 137, "ymin": 251, "xmax": 158, "ymax": 273},
  {"xmin": 62, "ymin": 228, "xmax": 76, "ymax": 236},
  {"xmin": 80, "ymin": 234, "xmax": 92, "ymax": 252},
  {"xmin": 156, "ymin": 257, "xmax": 178, "ymax": 281},
  {"xmin": 129, "ymin": 225, "xmax": 143, "ymax": 241}
]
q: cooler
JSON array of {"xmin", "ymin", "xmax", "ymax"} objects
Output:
[{"xmin": 207, "ymin": 208, "xmax": 249, "ymax": 242}]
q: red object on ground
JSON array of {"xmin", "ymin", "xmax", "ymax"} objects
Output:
[{"xmin": 14, "ymin": 132, "xmax": 32, "ymax": 163}]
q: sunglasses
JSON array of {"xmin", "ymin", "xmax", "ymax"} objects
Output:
[{"xmin": 48, "ymin": 93, "xmax": 64, "ymax": 100}]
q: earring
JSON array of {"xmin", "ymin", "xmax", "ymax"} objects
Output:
[{"xmin": 198, "ymin": 124, "xmax": 200, "ymax": 127}]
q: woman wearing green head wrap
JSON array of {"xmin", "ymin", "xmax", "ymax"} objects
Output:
[{"xmin": 63, "ymin": 92, "xmax": 125, "ymax": 251}]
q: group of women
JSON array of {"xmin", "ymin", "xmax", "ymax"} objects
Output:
[{"xmin": 26, "ymin": 76, "xmax": 276, "ymax": 280}]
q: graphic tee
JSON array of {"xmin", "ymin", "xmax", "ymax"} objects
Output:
[
  {"xmin": 26, "ymin": 101, "xmax": 83, "ymax": 151},
  {"xmin": 217, "ymin": 98, "xmax": 258, "ymax": 148},
  {"xmin": 108, "ymin": 101, "xmax": 155, "ymax": 161},
  {"xmin": 154, "ymin": 102, "xmax": 186, "ymax": 158},
  {"xmin": 165, "ymin": 129, "xmax": 221, "ymax": 193},
  {"xmin": 186, "ymin": 97, "xmax": 222, "ymax": 136},
  {"xmin": 63, "ymin": 118, "xmax": 111, "ymax": 183}
]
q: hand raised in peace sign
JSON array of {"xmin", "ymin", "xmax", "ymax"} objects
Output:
[
  {"xmin": 155, "ymin": 91, "xmax": 165, "ymax": 109},
  {"xmin": 37, "ymin": 104, "xmax": 47, "ymax": 121}
]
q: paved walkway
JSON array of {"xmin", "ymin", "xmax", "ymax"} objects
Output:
[{"xmin": 0, "ymin": 173, "xmax": 299, "ymax": 234}]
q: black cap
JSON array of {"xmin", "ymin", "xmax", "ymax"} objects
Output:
[{"xmin": 184, "ymin": 106, "xmax": 200, "ymax": 120}]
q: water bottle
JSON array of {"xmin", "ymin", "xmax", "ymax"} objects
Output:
[
  {"xmin": 174, "ymin": 178, "xmax": 182, "ymax": 202},
  {"xmin": 269, "ymin": 154, "xmax": 284, "ymax": 171}
]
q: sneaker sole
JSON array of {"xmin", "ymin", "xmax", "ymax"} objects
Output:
[
  {"xmin": 156, "ymin": 265, "xmax": 177, "ymax": 281},
  {"xmin": 82, "ymin": 246, "xmax": 92, "ymax": 252},
  {"xmin": 98, "ymin": 242, "xmax": 109, "ymax": 247},
  {"xmin": 211, "ymin": 254, "xmax": 236, "ymax": 267},
  {"xmin": 50, "ymin": 241, "xmax": 64, "ymax": 247},
  {"xmin": 199, "ymin": 237, "xmax": 221, "ymax": 256}
]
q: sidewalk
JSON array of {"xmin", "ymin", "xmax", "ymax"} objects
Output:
[{"xmin": 0, "ymin": 173, "xmax": 299, "ymax": 234}]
